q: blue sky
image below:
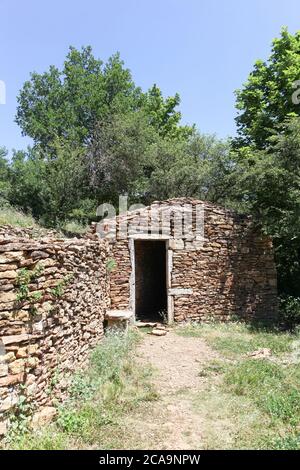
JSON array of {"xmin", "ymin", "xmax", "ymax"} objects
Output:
[{"xmin": 0, "ymin": 0, "xmax": 299, "ymax": 154}]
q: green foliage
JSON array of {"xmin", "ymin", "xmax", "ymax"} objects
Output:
[
  {"xmin": 6, "ymin": 393, "xmax": 34, "ymax": 441},
  {"xmin": 224, "ymin": 359, "xmax": 283, "ymax": 396},
  {"xmin": 0, "ymin": 147, "xmax": 11, "ymax": 204},
  {"xmin": 56, "ymin": 406, "xmax": 95, "ymax": 435},
  {"xmin": 6, "ymin": 431, "xmax": 69, "ymax": 451},
  {"xmin": 2, "ymin": 141, "xmax": 90, "ymax": 228},
  {"xmin": 89, "ymin": 331, "xmax": 139, "ymax": 384},
  {"xmin": 235, "ymin": 28, "xmax": 300, "ymax": 149},
  {"xmin": 227, "ymin": 117, "xmax": 300, "ymax": 298},
  {"xmin": 145, "ymin": 133, "xmax": 229, "ymax": 202},
  {"xmin": 142, "ymin": 84, "xmax": 193, "ymax": 139},
  {"xmin": 66, "ymin": 198, "xmax": 97, "ymax": 225},
  {"xmin": 198, "ymin": 359, "xmax": 227, "ymax": 377},
  {"xmin": 87, "ymin": 111, "xmax": 158, "ymax": 204},
  {"xmin": 231, "ymin": 28, "xmax": 300, "ymax": 312},
  {"xmin": 266, "ymin": 386, "xmax": 300, "ymax": 425},
  {"xmin": 50, "ymin": 275, "xmax": 73, "ymax": 298},
  {"xmin": 30, "ymin": 291, "xmax": 43, "ymax": 301},
  {"xmin": 210, "ymin": 331, "xmax": 291, "ymax": 357},
  {"xmin": 16, "ymin": 48, "xmax": 134, "ymax": 147},
  {"xmin": 53, "ymin": 331, "xmax": 156, "ymax": 443},
  {"xmin": 224, "ymin": 359, "xmax": 300, "ymax": 429},
  {"xmin": 61, "ymin": 220, "xmax": 87, "ymax": 235},
  {"xmin": 85, "ymin": 111, "xmax": 230, "ymax": 206},
  {"xmin": 5, "ymin": 47, "xmax": 197, "ymax": 226},
  {"xmin": 16, "ymin": 47, "xmax": 186, "ymax": 149},
  {"xmin": 16, "ymin": 271, "xmax": 30, "ymax": 302},
  {"xmin": 279, "ymin": 296, "xmax": 300, "ymax": 330},
  {"xmin": 106, "ymin": 258, "xmax": 117, "ymax": 273},
  {"xmin": 50, "ymin": 281, "xmax": 64, "ymax": 298},
  {"xmin": 16, "ymin": 264, "xmax": 44, "ymax": 302},
  {"xmin": 8, "ymin": 148, "xmax": 47, "ymax": 218},
  {"xmin": 188, "ymin": 323, "xmax": 300, "ymax": 450},
  {"xmin": 271, "ymin": 434, "xmax": 300, "ymax": 450}
]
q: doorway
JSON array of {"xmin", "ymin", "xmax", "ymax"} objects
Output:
[{"xmin": 134, "ymin": 240, "xmax": 167, "ymax": 322}]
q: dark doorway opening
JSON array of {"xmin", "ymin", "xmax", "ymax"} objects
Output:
[{"xmin": 134, "ymin": 240, "xmax": 167, "ymax": 322}]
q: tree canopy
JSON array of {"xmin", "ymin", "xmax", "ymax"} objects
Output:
[
  {"xmin": 235, "ymin": 28, "xmax": 300, "ymax": 149},
  {"xmin": 16, "ymin": 47, "xmax": 192, "ymax": 150}
]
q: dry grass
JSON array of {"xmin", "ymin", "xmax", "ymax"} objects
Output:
[
  {"xmin": 0, "ymin": 206, "xmax": 38, "ymax": 228},
  {"xmin": 176, "ymin": 321, "xmax": 294, "ymax": 357}
]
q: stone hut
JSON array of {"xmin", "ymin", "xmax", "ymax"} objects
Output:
[
  {"xmin": 0, "ymin": 198, "xmax": 278, "ymax": 434},
  {"xmin": 104, "ymin": 198, "xmax": 278, "ymax": 324}
]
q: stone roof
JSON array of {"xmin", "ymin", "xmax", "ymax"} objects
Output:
[{"xmin": 90, "ymin": 198, "xmax": 252, "ymax": 241}]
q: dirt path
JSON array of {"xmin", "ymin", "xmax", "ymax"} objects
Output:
[{"xmin": 132, "ymin": 329, "xmax": 220, "ymax": 450}]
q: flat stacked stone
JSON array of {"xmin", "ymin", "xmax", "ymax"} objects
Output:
[{"xmin": 0, "ymin": 225, "xmax": 110, "ymax": 435}]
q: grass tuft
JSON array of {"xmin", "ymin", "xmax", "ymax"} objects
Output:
[
  {"xmin": 224, "ymin": 359, "xmax": 283, "ymax": 395},
  {"xmin": 223, "ymin": 358, "xmax": 300, "ymax": 444},
  {"xmin": 0, "ymin": 206, "xmax": 38, "ymax": 227},
  {"xmin": 176, "ymin": 321, "xmax": 295, "ymax": 358},
  {"xmin": 61, "ymin": 221, "xmax": 87, "ymax": 235}
]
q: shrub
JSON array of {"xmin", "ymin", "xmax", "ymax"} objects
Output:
[
  {"xmin": 61, "ymin": 220, "xmax": 87, "ymax": 235},
  {"xmin": 279, "ymin": 296, "xmax": 300, "ymax": 330}
]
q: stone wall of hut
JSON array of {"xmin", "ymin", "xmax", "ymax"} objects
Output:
[{"xmin": 108, "ymin": 199, "xmax": 278, "ymax": 323}]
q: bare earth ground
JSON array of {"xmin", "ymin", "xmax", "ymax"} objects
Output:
[{"xmin": 125, "ymin": 330, "xmax": 224, "ymax": 450}]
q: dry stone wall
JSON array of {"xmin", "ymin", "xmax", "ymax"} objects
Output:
[
  {"xmin": 108, "ymin": 199, "xmax": 278, "ymax": 322},
  {"xmin": 0, "ymin": 227, "xmax": 110, "ymax": 435},
  {"xmin": 109, "ymin": 240, "xmax": 131, "ymax": 310},
  {"xmin": 170, "ymin": 206, "xmax": 278, "ymax": 323}
]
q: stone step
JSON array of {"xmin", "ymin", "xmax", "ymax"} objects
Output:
[
  {"xmin": 105, "ymin": 309, "xmax": 133, "ymax": 321},
  {"xmin": 135, "ymin": 321, "xmax": 157, "ymax": 328}
]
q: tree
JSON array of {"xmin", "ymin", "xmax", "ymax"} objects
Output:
[
  {"xmin": 16, "ymin": 48, "xmax": 140, "ymax": 149},
  {"xmin": 87, "ymin": 111, "xmax": 230, "ymax": 207},
  {"xmin": 8, "ymin": 148, "xmax": 46, "ymax": 217},
  {"xmin": 143, "ymin": 132, "xmax": 231, "ymax": 203},
  {"xmin": 39, "ymin": 141, "xmax": 89, "ymax": 226},
  {"xmin": 86, "ymin": 111, "xmax": 160, "ymax": 206},
  {"xmin": 186, "ymin": 133, "xmax": 232, "ymax": 203},
  {"xmin": 13, "ymin": 45, "xmax": 231, "ymax": 228},
  {"xmin": 228, "ymin": 117, "xmax": 300, "ymax": 295},
  {"xmin": 16, "ymin": 47, "xmax": 188, "ymax": 150},
  {"xmin": 142, "ymin": 84, "xmax": 193, "ymax": 139},
  {"xmin": 8, "ymin": 141, "xmax": 89, "ymax": 226},
  {"xmin": 235, "ymin": 28, "xmax": 300, "ymax": 149},
  {"xmin": 0, "ymin": 147, "xmax": 11, "ymax": 204}
]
